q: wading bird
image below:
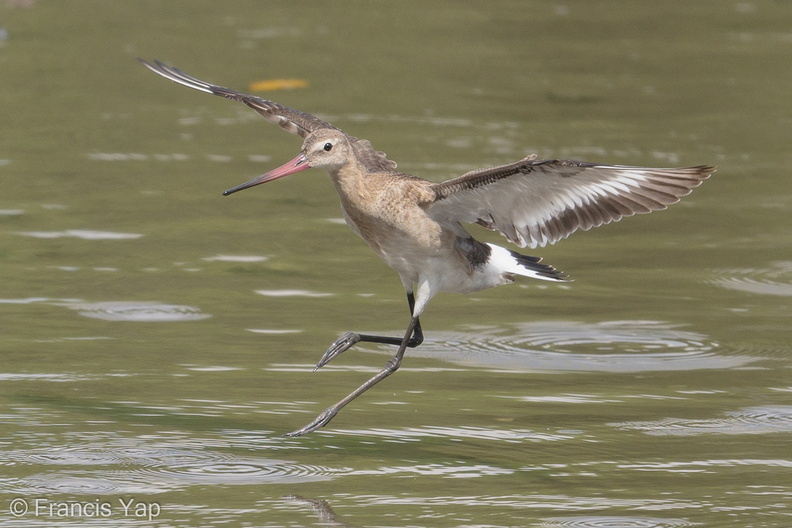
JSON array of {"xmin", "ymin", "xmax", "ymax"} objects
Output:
[{"xmin": 140, "ymin": 59, "xmax": 714, "ymax": 436}]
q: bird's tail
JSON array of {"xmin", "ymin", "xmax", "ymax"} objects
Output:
[{"xmin": 487, "ymin": 243, "xmax": 570, "ymax": 282}]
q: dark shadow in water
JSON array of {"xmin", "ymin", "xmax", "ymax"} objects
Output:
[{"xmin": 284, "ymin": 495, "xmax": 353, "ymax": 528}]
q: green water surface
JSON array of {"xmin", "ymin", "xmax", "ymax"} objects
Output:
[{"xmin": 1, "ymin": 2, "xmax": 791, "ymax": 527}]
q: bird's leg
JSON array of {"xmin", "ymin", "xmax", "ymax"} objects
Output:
[
  {"xmin": 314, "ymin": 292, "xmax": 423, "ymax": 370},
  {"xmin": 285, "ymin": 314, "xmax": 420, "ymax": 437}
]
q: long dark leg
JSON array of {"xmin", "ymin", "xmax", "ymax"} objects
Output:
[
  {"xmin": 314, "ymin": 292, "xmax": 423, "ymax": 370},
  {"xmin": 285, "ymin": 314, "xmax": 420, "ymax": 437}
]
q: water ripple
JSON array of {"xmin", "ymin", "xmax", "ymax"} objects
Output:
[
  {"xmin": 611, "ymin": 405, "xmax": 792, "ymax": 436},
  {"xmin": 58, "ymin": 301, "xmax": 211, "ymax": 322},
  {"xmin": 21, "ymin": 475, "xmax": 129, "ymax": 494},
  {"xmin": 371, "ymin": 321, "xmax": 747, "ymax": 373},
  {"xmin": 142, "ymin": 459, "xmax": 343, "ymax": 485},
  {"xmin": 16, "ymin": 230, "xmax": 143, "ymax": 240},
  {"xmin": 2, "ymin": 441, "xmax": 348, "ymax": 495},
  {"xmin": 328, "ymin": 425, "xmax": 580, "ymax": 444},
  {"xmin": 255, "ymin": 289, "xmax": 334, "ymax": 298},
  {"xmin": 202, "ymin": 254, "xmax": 268, "ymax": 262},
  {"xmin": 711, "ymin": 261, "xmax": 792, "ymax": 296},
  {"xmin": 618, "ymin": 459, "xmax": 792, "ymax": 472},
  {"xmin": 350, "ymin": 461, "xmax": 514, "ymax": 479},
  {"xmin": 353, "ymin": 493, "xmax": 692, "ymax": 510},
  {"xmin": 539, "ymin": 516, "xmax": 697, "ymax": 528},
  {"xmin": 0, "ymin": 372, "xmax": 91, "ymax": 382}
]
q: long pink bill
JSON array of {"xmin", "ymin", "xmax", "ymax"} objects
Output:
[{"xmin": 223, "ymin": 153, "xmax": 310, "ymax": 196}]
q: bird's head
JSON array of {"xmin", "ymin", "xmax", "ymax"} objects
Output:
[
  {"xmin": 300, "ymin": 128, "xmax": 352, "ymax": 171},
  {"xmin": 223, "ymin": 129, "xmax": 350, "ymax": 196}
]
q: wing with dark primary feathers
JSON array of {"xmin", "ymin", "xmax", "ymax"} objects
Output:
[
  {"xmin": 138, "ymin": 59, "xmax": 338, "ymax": 138},
  {"xmin": 139, "ymin": 59, "xmax": 399, "ymax": 172},
  {"xmin": 428, "ymin": 156, "xmax": 715, "ymax": 248}
]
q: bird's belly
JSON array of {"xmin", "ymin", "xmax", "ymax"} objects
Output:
[
  {"xmin": 371, "ymin": 233, "xmax": 444, "ymax": 281},
  {"xmin": 339, "ymin": 192, "xmax": 501, "ymax": 293},
  {"xmin": 376, "ymin": 236, "xmax": 507, "ymax": 294}
]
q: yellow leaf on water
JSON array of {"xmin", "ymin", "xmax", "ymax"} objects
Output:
[{"xmin": 249, "ymin": 79, "xmax": 309, "ymax": 92}]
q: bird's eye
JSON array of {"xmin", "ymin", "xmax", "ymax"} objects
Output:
[{"xmin": 323, "ymin": 142, "xmax": 333, "ymax": 152}]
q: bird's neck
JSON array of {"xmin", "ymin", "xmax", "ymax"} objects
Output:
[{"xmin": 328, "ymin": 160, "xmax": 373, "ymax": 206}]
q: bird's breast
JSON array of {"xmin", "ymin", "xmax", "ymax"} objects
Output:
[{"xmin": 330, "ymin": 173, "xmax": 455, "ymax": 276}]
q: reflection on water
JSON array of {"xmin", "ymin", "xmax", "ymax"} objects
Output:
[
  {"xmin": 612, "ymin": 405, "xmax": 792, "ymax": 436},
  {"xmin": 2, "ymin": 296, "xmax": 211, "ymax": 322},
  {"xmin": 617, "ymin": 459, "xmax": 792, "ymax": 472},
  {"xmin": 364, "ymin": 321, "xmax": 750, "ymax": 372},
  {"xmin": 349, "ymin": 461, "xmax": 515, "ymax": 478},
  {"xmin": 1, "ymin": 436, "xmax": 349, "ymax": 496},
  {"xmin": 285, "ymin": 495, "xmax": 347, "ymax": 527},
  {"xmin": 538, "ymin": 516, "xmax": 696, "ymax": 528},
  {"xmin": 0, "ymin": 372, "xmax": 103, "ymax": 382},
  {"xmin": 57, "ymin": 301, "xmax": 211, "ymax": 322},
  {"xmin": 255, "ymin": 289, "xmax": 334, "ymax": 298},
  {"xmin": 201, "ymin": 255, "xmax": 268, "ymax": 263},
  {"xmin": 16, "ymin": 230, "xmax": 143, "ymax": 240},
  {"xmin": 0, "ymin": 297, "xmax": 80, "ymax": 305},
  {"xmin": 711, "ymin": 261, "xmax": 792, "ymax": 297},
  {"xmin": 325, "ymin": 425, "xmax": 582, "ymax": 444}
]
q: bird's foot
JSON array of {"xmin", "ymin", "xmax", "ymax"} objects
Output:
[
  {"xmin": 284, "ymin": 406, "xmax": 339, "ymax": 437},
  {"xmin": 315, "ymin": 332, "xmax": 360, "ymax": 370}
]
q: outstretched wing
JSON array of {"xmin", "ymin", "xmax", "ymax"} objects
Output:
[
  {"xmin": 139, "ymin": 59, "xmax": 337, "ymax": 138},
  {"xmin": 429, "ymin": 156, "xmax": 714, "ymax": 248}
]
